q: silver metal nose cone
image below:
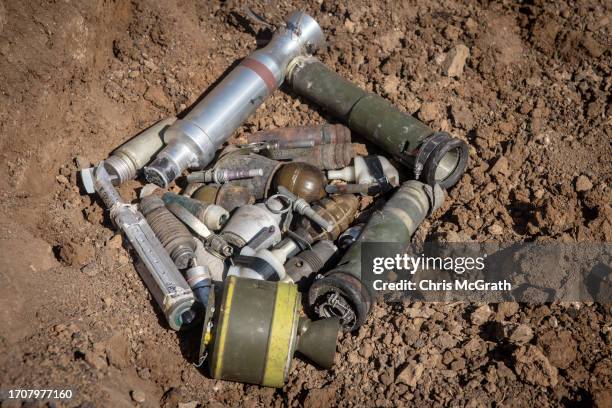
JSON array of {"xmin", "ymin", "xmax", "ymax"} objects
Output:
[{"xmin": 285, "ymin": 11, "xmax": 326, "ymax": 53}]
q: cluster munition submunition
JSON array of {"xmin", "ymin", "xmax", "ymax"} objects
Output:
[
  {"xmin": 271, "ymin": 162, "xmax": 327, "ymax": 203},
  {"xmin": 287, "ymin": 57, "xmax": 469, "ymax": 188},
  {"xmin": 186, "ymin": 168, "xmax": 264, "ymax": 184},
  {"xmin": 191, "ymin": 183, "xmax": 256, "ymax": 213}
]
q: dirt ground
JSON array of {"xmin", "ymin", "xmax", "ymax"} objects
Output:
[{"xmin": 0, "ymin": 0, "xmax": 610, "ymax": 407}]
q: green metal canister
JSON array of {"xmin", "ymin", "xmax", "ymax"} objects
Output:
[
  {"xmin": 287, "ymin": 57, "xmax": 468, "ymax": 189},
  {"xmin": 308, "ymin": 181, "xmax": 445, "ymax": 331},
  {"xmin": 201, "ymin": 276, "xmax": 340, "ymax": 387}
]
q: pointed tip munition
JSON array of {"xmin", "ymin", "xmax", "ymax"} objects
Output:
[{"xmin": 144, "ymin": 12, "xmax": 326, "ymax": 188}]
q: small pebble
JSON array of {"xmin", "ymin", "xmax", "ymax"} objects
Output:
[{"xmin": 131, "ymin": 389, "xmax": 146, "ymax": 403}]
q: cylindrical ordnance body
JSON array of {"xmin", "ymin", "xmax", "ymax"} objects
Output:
[
  {"xmin": 308, "ymin": 181, "xmax": 445, "ymax": 331},
  {"xmin": 271, "ymin": 162, "xmax": 327, "ymax": 203},
  {"xmin": 140, "ymin": 195, "xmax": 196, "ymax": 269},
  {"xmin": 144, "ymin": 12, "xmax": 325, "ymax": 187},
  {"xmin": 287, "ymin": 57, "xmax": 468, "ymax": 189},
  {"xmin": 104, "ymin": 117, "xmax": 176, "ymax": 185},
  {"xmin": 295, "ymin": 194, "xmax": 360, "ymax": 243},
  {"xmin": 162, "ymin": 192, "xmax": 229, "ymax": 231},
  {"xmin": 192, "ymin": 183, "xmax": 256, "ymax": 213},
  {"xmin": 93, "ymin": 164, "xmax": 195, "ymax": 331},
  {"xmin": 213, "ymin": 151, "xmax": 282, "ymax": 200},
  {"xmin": 246, "ymin": 124, "xmax": 351, "ymax": 146},
  {"xmin": 286, "ymin": 240, "xmax": 337, "ymax": 290},
  {"xmin": 267, "ymin": 143, "xmax": 355, "ymax": 170},
  {"xmin": 205, "ymin": 277, "xmax": 339, "ymax": 387}
]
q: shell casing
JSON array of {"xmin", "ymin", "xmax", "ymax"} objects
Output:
[
  {"xmin": 266, "ymin": 143, "xmax": 355, "ymax": 170},
  {"xmin": 144, "ymin": 12, "xmax": 325, "ymax": 188},
  {"xmin": 246, "ymin": 124, "xmax": 351, "ymax": 146}
]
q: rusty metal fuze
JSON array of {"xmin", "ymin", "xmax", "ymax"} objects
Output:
[
  {"xmin": 91, "ymin": 163, "xmax": 195, "ymax": 331},
  {"xmin": 286, "ymin": 57, "xmax": 469, "ymax": 188},
  {"xmin": 246, "ymin": 124, "xmax": 351, "ymax": 147},
  {"xmin": 144, "ymin": 11, "xmax": 325, "ymax": 187},
  {"xmin": 266, "ymin": 143, "xmax": 355, "ymax": 170}
]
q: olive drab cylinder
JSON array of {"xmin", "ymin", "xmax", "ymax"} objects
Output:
[
  {"xmin": 286, "ymin": 240, "xmax": 337, "ymax": 290},
  {"xmin": 287, "ymin": 57, "xmax": 469, "ymax": 189},
  {"xmin": 308, "ymin": 181, "xmax": 445, "ymax": 331},
  {"xmin": 203, "ymin": 276, "xmax": 340, "ymax": 387}
]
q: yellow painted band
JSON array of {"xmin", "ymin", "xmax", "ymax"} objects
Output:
[
  {"xmin": 262, "ymin": 282, "xmax": 298, "ymax": 387},
  {"xmin": 212, "ymin": 276, "xmax": 236, "ymax": 379}
]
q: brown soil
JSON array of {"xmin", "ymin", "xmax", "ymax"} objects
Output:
[{"xmin": 0, "ymin": 0, "xmax": 610, "ymax": 407}]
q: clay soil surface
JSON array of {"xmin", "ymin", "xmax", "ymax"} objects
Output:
[{"xmin": 0, "ymin": 0, "xmax": 610, "ymax": 407}]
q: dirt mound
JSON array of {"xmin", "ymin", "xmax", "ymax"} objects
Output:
[{"xmin": 0, "ymin": 0, "xmax": 610, "ymax": 406}]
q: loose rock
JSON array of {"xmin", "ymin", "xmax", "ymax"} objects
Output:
[
  {"xmin": 442, "ymin": 44, "xmax": 470, "ymax": 77},
  {"xmin": 396, "ymin": 361, "xmax": 424, "ymax": 387},
  {"xmin": 513, "ymin": 345, "xmax": 558, "ymax": 387}
]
